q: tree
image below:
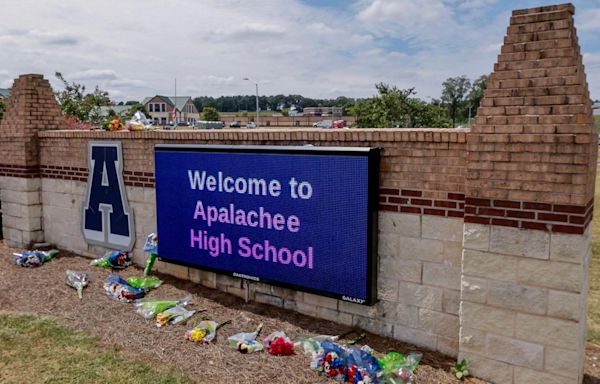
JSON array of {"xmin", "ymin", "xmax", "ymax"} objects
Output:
[
  {"xmin": 468, "ymin": 74, "xmax": 490, "ymax": 119},
  {"xmin": 124, "ymin": 103, "xmax": 149, "ymax": 119},
  {"xmin": 54, "ymin": 72, "xmax": 111, "ymax": 122},
  {"xmin": 440, "ymin": 76, "xmax": 471, "ymax": 127},
  {"xmin": 0, "ymin": 98, "xmax": 5, "ymax": 123},
  {"xmin": 349, "ymin": 83, "xmax": 452, "ymax": 128},
  {"xmin": 202, "ymin": 107, "xmax": 220, "ymax": 121}
]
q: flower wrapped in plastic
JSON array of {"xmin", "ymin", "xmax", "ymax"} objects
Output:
[
  {"xmin": 108, "ymin": 119, "xmax": 124, "ymax": 131},
  {"xmin": 228, "ymin": 323, "xmax": 264, "ymax": 353},
  {"xmin": 345, "ymin": 346, "xmax": 382, "ymax": 384},
  {"xmin": 65, "ymin": 270, "xmax": 89, "ymax": 299},
  {"xmin": 314, "ymin": 341, "xmax": 348, "ymax": 382},
  {"xmin": 13, "ymin": 249, "xmax": 58, "ymax": 268},
  {"xmin": 143, "ymin": 233, "xmax": 158, "ymax": 276},
  {"xmin": 133, "ymin": 296, "xmax": 191, "ymax": 319},
  {"xmin": 103, "ymin": 274, "xmax": 145, "ymax": 302},
  {"xmin": 125, "ymin": 276, "xmax": 163, "ymax": 290},
  {"xmin": 156, "ymin": 305, "xmax": 195, "ymax": 327},
  {"xmin": 378, "ymin": 352, "xmax": 422, "ymax": 384},
  {"xmin": 263, "ymin": 331, "xmax": 294, "ymax": 356},
  {"xmin": 91, "ymin": 250, "xmax": 132, "ymax": 269},
  {"xmin": 184, "ymin": 319, "xmax": 231, "ymax": 343}
]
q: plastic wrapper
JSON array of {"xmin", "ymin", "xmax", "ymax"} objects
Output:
[
  {"xmin": 296, "ymin": 332, "xmax": 354, "ymax": 361},
  {"xmin": 104, "ymin": 274, "xmax": 145, "ymax": 302},
  {"xmin": 91, "ymin": 250, "xmax": 132, "ymax": 269},
  {"xmin": 156, "ymin": 305, "xmax": 195, "ymax": 327},
  {"xmin": 379, "ymin": 352, "xmax": 422, "ymax": 384},
  {"xmin": 65, "ymin": 270, "xmax": 89, "ymax": 299},
  {"xmin": 13, "ymin": 249, "xmax": 58, "ymax": 267},
  {"xmin": 127, "ymin": 111, "xmax": 153, "ymax": 131},
  {"xmin": 133, "ymin": 296, "xmax": 191, "ymax": 319},
  {"xmin": 314, "ymin": 341, "xmax": 349, "ymax": 382},
  {"xmin": 228, "ymin": 323, "xmax": 264, "ymax": 353},
  {"xmin": 295, "ymin": 338, "xmax": 324, "ymax": 361},
  {"xmin": 125, "ymin": 276, "xmax": 163, "ymax": 290},
  {"xmin": 184, "ymin": 319, "xmax": 233, "ymax": 344},
  {"xmin": 237, "ymin": 340, "xmax": 263, "ymax": 354},
  {"xmin": 143, "ymin": 233, "xmax": 158, "ymax": 276},
  {"xmin": 263, "ymin": 331, "xmax": 294, "ymax": 356},
  {"xmin": 345, "ymin": 346, "xmax": 381, "ymax": 383},
  {"xmin": 108, "ymin": 119, "xmax": 124, "ymax": 131}
]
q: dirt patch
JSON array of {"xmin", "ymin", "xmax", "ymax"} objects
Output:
[{"xmin": 0, "ymin": 242, "xmax": 596, "ymax": 383}]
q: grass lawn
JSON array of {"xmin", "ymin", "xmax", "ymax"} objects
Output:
[
  {"xmin": 0, "ymin": 314, "xmax": 194, "ymax": 384},
  {"xmin": 595, "ymin": 115, "xmax": 600, "ymax": 133}
]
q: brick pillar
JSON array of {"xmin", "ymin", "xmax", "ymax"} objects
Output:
[
  {"xmin": 0, "ymin": 74, "xmax": 65, "ymax": 247},
  {"xmin": 460, "ymin": 4, "xmax": 596, "ymax": 383}
]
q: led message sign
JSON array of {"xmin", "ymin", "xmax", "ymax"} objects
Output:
[{"xmin": 155, "ymin": 145, "xmax": 379, "ymax": 304}]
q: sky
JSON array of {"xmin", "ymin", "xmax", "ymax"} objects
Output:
[{"xmin": 1, "ymin": 0, "xmax": 599, "ymax": 102}]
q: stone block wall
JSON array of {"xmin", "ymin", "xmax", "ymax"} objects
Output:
[
  {"xmin": 33, "ymin": 128, "xmax": 467, "ymax": 356},
  {"xmin": 0, "ymin": 74, "xmax": 65, "ymax": 247},
  {"xmin": 460, "ymin": 4, "xmax": 596, "ymax": 383}
]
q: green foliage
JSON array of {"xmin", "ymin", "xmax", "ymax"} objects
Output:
[
  {"xmin": 349, "ymin": 83, "xmax": 452, "ymax": 128},
  {"xmin": 0, "ymin": 98, "xmax": 5, "ymax": 122},
  {"xmin": 595, "ymin": 115, "xmax": 600, "ymax": 134},
  {"xmin": 125, "ymin": 103, "xmax": 149, "ymax": 120},
  {"xmin": 193, "ymin": 94, "xmax": 351, "ymax": 113},
  {"xmin": 282, "ymin": 108, "xmax": 289, "ymax": 117},
  {"xmin": 55, "ymin": 72, "xmax": 111, "ymax": 122},
  {"xmin": 202, "ymin": 106, "xmax": 220, "ymax": 121},
  {"xmin": 0, "ymin": 314, "xmax": 194, "ymax": 384},
  {"xmin": 468, "ymin": 74, "xmax": 490, "ymax": 117},
  {"xmin": 441, "ymin": 75, "xmax": 472, "ymax": 127},
  {"xmin": 451, "ymin": 358, "xmax": 470, "ymax": 380}
]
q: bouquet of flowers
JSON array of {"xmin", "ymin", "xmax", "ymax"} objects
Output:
[
  {"xmin": 125, "ymin": 276, "xmax": 163, "ymax": 290},
  {"xmin": 90, "ymin": 250, "xmax": 132, "ymax": 269},
  {"xmin": 104, "ymin": 274, "xmax": 145, "ymax": 302},
  {"xmin": 228, "ymin": 323, "xmax": 264, "ymax": 353},
  {"xmin": 156, "ymin": 305, "xmax": 195, "ymax": 327},
  {"xmin": 108, "ymin": 119, "xmax": 124, "ymax": 131},
  {"xmin": 65, "ymin": 270, "xmax": 90, "ymax": 299},
  {"xmin": 263, "ymin": 331, "xmax": 294, "ymax": 356},
  {"xmin": 184, "ymin": 319, "xmax": 231, "ymax": 343},
  {"xmin": 13, "ymin": 249, "xmax": 58, "ymax": 267},
  {"xmin": 134, "ymin": 296, "xmax": 191, "ymax": 319},
  {"xmin": 143, "ymin": 233, "xmax": 158, "ymax": 276}
]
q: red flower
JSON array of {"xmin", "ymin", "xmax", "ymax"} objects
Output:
[{"xmin": 268, "ymin": 337, "xmax": 294, "ymax": 356}]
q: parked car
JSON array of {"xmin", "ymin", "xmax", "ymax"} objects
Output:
[
  {"xmin": 195, "ymin": 120, "xmax": 224, "ymax": 129},
  {"xmin": 313, "ymin": 120, "xmax": 333, "ymax": 128},
  {"xmin": 229, "ymin": 120, "xmax": 242, "ymax": 128},
  {"xmin": 247, "ymin": 121, "xmax": 256, "ymax": 129},
  {"xmin": 332, "ymin": 120, "xmax": 346, "ymax": 128}
]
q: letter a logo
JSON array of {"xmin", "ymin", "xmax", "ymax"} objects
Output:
[{"xmin": 82, "ymin": 141, "xmax": 135, "ymax": 249}]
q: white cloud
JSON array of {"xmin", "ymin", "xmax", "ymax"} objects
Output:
[
  {"xmin": 68, "ymin": 69, "xmax": 118, "ymax": 81},
  {"xmin": 457, "ymin": 0, "xmax": 499, "ymax": 10},
  {"xmin": 578, "ymin": 8, "xmax": 600, "ymax": 31},
  {"xmin": 0, "ymin": 0, "xmax": 597, "ymax": 101}
]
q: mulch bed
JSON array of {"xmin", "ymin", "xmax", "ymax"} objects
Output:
[{"xmin": 0, "ymin": 242, "xmax": 598, "ymax": 383}]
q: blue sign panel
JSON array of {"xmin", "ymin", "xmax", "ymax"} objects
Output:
[
  {"xmin": 155, "ymin": 145, "xmax": 379, "ymax": 305},
  {"xmin": 82, "ymin": 141, "xmax": 135, "ymax": 250}
]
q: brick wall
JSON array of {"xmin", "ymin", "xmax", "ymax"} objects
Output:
[
  {"xmin": 460, "ymin": 4, "xmax": 595, "ymax": 383},
  {"xmin": 33, "ymin": 128, "xmax": 467, "ymax": 356},
  {"xmin": 0, "ymin": 74, "xmax": 65, "ymax": 246}
]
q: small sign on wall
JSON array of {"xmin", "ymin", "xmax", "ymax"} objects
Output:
[
  {"xmin": 155, "ymin": 144, "xmax": 380, "ymax": 305},
  {"xmin": 82, "ymin": 141, "xmax": 135, "ymax": 250}
]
